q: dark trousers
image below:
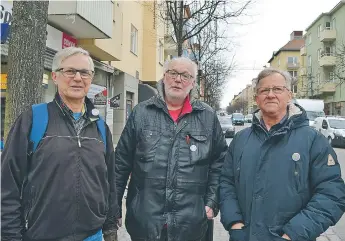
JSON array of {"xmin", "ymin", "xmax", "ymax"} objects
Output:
[{"xmin": 131, "ymin": 221, "xmax": 211, "ymax": 241}]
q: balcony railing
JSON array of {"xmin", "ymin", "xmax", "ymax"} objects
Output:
[
  {"xmin": 319, "ymin": 52, "xmax": 336, "ymax": 67},
  {"xmin": 320, "ymin": 29, "xmax": 336, "ymax": 42}
]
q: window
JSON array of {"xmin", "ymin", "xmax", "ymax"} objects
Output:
[
  {"xmin": 317, "ymin": 49, "xmax": 321, "ymax": 60},
  {"xmin": 293, "ymin": 84, "xmax": 298, "ymax": 94},
  {"xmin": 308, "ymin": 34, "xmax": 312, "ymax": 45},
  {"xmin": 158, "ymin": 40, "xmax": 163, "ymax": 64},
  {"xmin": 325, "ymin": 22, "xmax": 331, "ymax": 30},
  {"xmin": 332, "ymin": 18, "xmax": 336, "ymax": 30},
  {"xmin": 130, "ymin": 24, "xmax": 138, "ymax": 55},
  {"xmin": 317, "ymin": 24, "xmax": 322, "ymax": 37},
  {"xmin": 308, "ymin": 55, "xmax": 312, "ymax": 67},
  {"xmin": 288, "ymin": 71, "xmax": 297, "ymax": 78},
  {"xmin": 287, "ymin": 57, "xmax": 298, "ymax": 64},
  {"xmin": 329, "ymin": 72, "xmax": 335, "ymax": 82}
]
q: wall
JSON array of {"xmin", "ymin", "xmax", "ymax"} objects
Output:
[
  {"xmin": 111, "ymin": 1, "xmax": 143, "ymax": 80},
  {"xmin": 112, "ymin": 72, "xmax": 138, "ymax": 144}
]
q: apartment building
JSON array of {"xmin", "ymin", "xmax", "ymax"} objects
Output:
[
  {"xmin": 268, "ymin": 31, "xmax": 305, "ymax": 98},
  {"xmin": 300, "ymin": 0, "xmax": 345, "ymax": 115}
]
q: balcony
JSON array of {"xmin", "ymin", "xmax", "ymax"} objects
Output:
[
  {"xmin": 300, "ymin": 46, "xmax": 306, "ymax": 56},
  {"xmin": 48, "ymin": 0, "xmax": 113, "ymax": 39},
  {"xmin": 319, "ymin": 53, "xmax": 336, "ymax": 67},
  {"xmin": 320, "ymin": 82, "xmax": 336, "ymax": 93},
  {"xmin": 300, "ymin": 67, "xmax": 307, "ymax": 76},
  {"xmin": 320, "ymin": 29, "xmax": 336, "ymax": 42},
  {"xmin": 287, "ymin": 62, "xmax": 299, "ymax": 69}
]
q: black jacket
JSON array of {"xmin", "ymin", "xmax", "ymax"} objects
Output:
[
  {"xmin": 115, "ymin": 80, "xmax": 228, "ymax": 241},
  {"xmin": 1, "ymin": 96, "xmax": 118, "ymax": 241},
  {"xmin": 220, "ymin": 104, "xmax": 345, "ymax": 241}
]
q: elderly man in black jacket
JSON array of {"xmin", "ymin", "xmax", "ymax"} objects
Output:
[
  {"xmin": 1, "ymin": 47, "xmax": 119, "ymax": 241},
  {"xmin": 115, "ymin": 57, "xmax": 228, "ymax": 241}
]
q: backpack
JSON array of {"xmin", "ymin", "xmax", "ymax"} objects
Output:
[{"xmin": 29, "ymin": 103, "xmax": 107, "ymax": 152}]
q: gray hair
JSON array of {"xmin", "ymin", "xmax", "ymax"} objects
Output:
[
  {"xmin": 255, "ymin": 68, "xmax": 292, "ymax": 92},
  {"xmin": 163, "ymin": 57, "xmax": 198, "ymax": 79},
  {"xmin": 52, "ymin": 47, "xmax": 94, "ymax": 71}
]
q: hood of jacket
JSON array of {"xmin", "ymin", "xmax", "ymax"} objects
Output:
[{"xmin": 252, "ymin": 102, "xmax": 309, "ymax": 130}]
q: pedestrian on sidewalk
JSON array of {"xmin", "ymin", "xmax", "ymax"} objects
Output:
[
  {"xmin": 220, "ymin": 67, "xmax": 345, "ymax": 241},
  {"xmin": 115, "ymin": 57, "xmax": 228, "ymax": 241},
  {"xmin": 1, "ymin": 47, "xmax": 119, "ymax": 241}
]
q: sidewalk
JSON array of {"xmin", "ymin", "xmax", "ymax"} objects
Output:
[{"xmin": 116, "ymin": 199, "xmax": 343, "ymax": 241}]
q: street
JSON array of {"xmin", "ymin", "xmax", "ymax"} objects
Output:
[{"xmin": 117, "ymin": 123, "xmax": 345, "ymax": 241}]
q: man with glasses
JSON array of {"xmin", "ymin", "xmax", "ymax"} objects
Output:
[
  {"xmin": 1, "ymin": 47, "xmax": 119, "ymax": 241},
  {"xmin": 115, "ymin": 57, "xmax": 227, "ymax": 241},
  {"xmin": 220, "ymin": 68, "xmax": 345, "ymax": 241}
]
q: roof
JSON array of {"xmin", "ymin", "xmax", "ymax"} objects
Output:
[
  {"xmin": 305, "ymin": 0, "xmax": 345, "ymax": 31},
  {"xmin": 268, "ymin": 39, "xmax": 305, "ymax": 63}
]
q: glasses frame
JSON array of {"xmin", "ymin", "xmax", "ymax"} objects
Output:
[
  {"xmin": 256, "ymin": 86, "xmax": 289, "ymax": 96},
  {"xmin": 165, "ymin": 70, "xmax": 194, "ymax": 84},
  {"xmin": 56, "ymin": 68, "xmax": 94, "ymax": 80}
]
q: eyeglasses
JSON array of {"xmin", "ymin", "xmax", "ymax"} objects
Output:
[
  {"xmin": 257, "ymin": 86, "xmax": 288, "ymax": 95},
  {"xmin": 56, "ymin": 68, "xmax": 94, "ymax": 79},
  {"xmin": 165, "ymin": 70, "xmax": 194, "ymax": 83}
]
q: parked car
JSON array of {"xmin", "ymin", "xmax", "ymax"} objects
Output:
[
  {"xmin": 245, "ymin": 114, "xmax": 253, "ymax": 123},
  {"xmin": 218, "ymin": 116, "xmax": 235, "ymax": 138},
  {"xmin": 313, "ymin": 116, "xmax": 345, "ymax": 148},
  {"xmin": 232, "ymin": 113, "xmax": 245, "ymax": 126}
]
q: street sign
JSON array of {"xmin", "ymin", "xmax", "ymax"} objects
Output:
[{"xmin": 109, "ymin": 94, "xmax": 121, "ymax": 109}]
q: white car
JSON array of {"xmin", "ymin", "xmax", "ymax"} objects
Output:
[{"xmin": 313, "ymin": 116, "xmax": 345, "ymax": 148}]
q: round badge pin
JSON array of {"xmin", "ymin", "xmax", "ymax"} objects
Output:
[
  {"xmin": 92, "ymin": 109, "xmax": 100, "ymax": 116},
  {"xmin": 190, "ymin": 145, "xmax": 197, "ymax": 152},
  {"xmin": 292, "ymin": 153, "xmax": 300, "ymax": 162}
]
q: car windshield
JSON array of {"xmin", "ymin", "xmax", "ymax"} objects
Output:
[
  {"xmin": 328, "ymin": 119, "xmax": 345, "ymax": 129},
  {"xmin": 306, "ymin": 111, "xmax": 325, "ymax": 121},
  {"xmin": 219, "ymin": 117, "xmax": 232, "ymax": 125},
  {"xmin": 233, "ymin": 113, "xmax": 244, "ymax": 119}
]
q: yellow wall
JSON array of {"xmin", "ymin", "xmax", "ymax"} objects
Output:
[
  {"xmin": 111, "ymin": 1, "xmax": 143, "ymax": 79},
  {"xmin": 141, "ymin": 1, "xmax": 164, "ymax": 82}
]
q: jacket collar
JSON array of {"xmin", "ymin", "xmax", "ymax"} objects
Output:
[
  {"xmin": 54, "ymin": 92, "xmax": 101, "ymax": 121},
  {"xmin": 252, "ymin": 102, "xmax": 308, "ymax": 133}
]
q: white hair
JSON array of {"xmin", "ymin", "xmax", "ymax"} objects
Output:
[
  {"xmin": 52, "ymin": 47, "xmax": 94, "ymax": 71},
  {"xmin": 163, "ymin": 57, "xmax": 198, "ymax": 78},
  {"xmin": 255, "ymin": 67, "xmax": 292, "ymax": 92}
]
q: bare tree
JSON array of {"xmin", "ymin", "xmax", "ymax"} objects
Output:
[
  {"xmin": 159, "ymin": 0, "xmax": 252, "ymax": 56},
  {"xmin": 4, "ymin": 1, "xmax": 49, "ymax": 140},
  {"xmin": 334, "ymin": 42, "xmax": 345, "ymax": 85}
]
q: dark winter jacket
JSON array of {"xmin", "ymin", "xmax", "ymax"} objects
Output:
[
  {"xmin": 1, "ymin": 95, "xmax": 118, "ymax": 241},
  {"xmin": 115, "ymin": 80, "xmax": 228, "ymax": 241},
  {"xmin": 220, "ymin": 103, "xmax": 345, "ymax": 241}
]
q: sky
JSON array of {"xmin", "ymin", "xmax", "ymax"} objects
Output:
[{"xmin": 220, "ymin": 0, "xmax": 341, "ymax": 108}]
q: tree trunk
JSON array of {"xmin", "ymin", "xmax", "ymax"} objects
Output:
[
  {"xmin": 4, "ymin": 1, "xmax": 49, "ymax": 141},
  {"xmin": 177, "ymin": 0, "xmax": 184, "ymax": 56}
]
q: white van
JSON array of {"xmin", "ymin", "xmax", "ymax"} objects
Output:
[
  {"xmin": 313, "ymin": 116, "xmax": 345, "ymax": 148},
  {"xmin": 293, "ymin": 99, "xmax": 325, "ymax": 126}
]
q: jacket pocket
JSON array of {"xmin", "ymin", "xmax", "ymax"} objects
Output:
[
  {"xmin": 136, "ymin": 129, "xmax": 161, "ymax": 172},
  {"xmin": 268, "ymin": 226, "xmax": 290, "ymax": 241},
  {"xmin": 188, "ymin": 132, "xmax": 211, "ymax": 165}
]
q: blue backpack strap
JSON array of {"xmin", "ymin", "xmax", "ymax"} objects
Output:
[
  {"xmin": 96, "ymin": 117, "xmax": 107, "ymax": 152},
  {"xmin": 30, "ymin": 103, "xmax": 48, "ymax": 152}
]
